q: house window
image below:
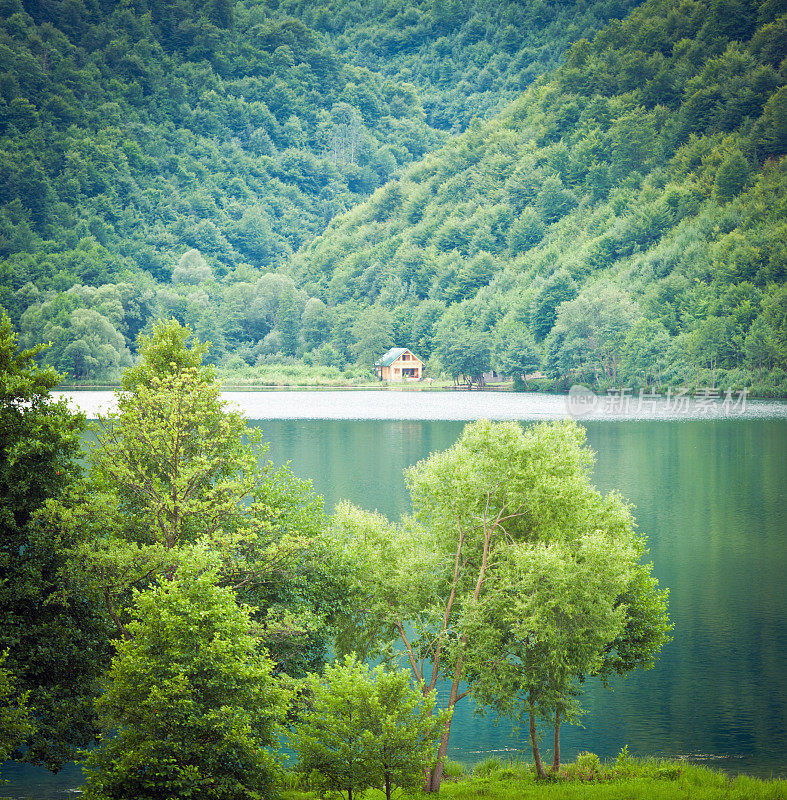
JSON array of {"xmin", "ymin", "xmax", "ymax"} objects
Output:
[{"xmin": 402, "ymin": 353, "xmax": 409, "ymax": 360}]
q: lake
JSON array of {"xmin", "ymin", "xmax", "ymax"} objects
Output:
[{"xmin": 4, "ymin": 391, "xmax": 786, "ymax": 797}]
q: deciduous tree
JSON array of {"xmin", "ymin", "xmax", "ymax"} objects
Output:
[
  {"xmin": 0, "ymin": 314, "xmax": 111, "ymax": 769},
  {"xmin": 463, "ymin": 531, "xmax": 670, "ymax": 776},
  {"xmin": 290, "ymin": 655, "xmax": 446, "ymax": 800},
  {"xmin": 83, "ymin": 548, "xmax": 287, "ymax": 800},
  {"xmin": 65, "ymin": 319, "xmax": 332, "ymax": 674},
  {"xmin": 333, "ymin": 420, "xmax": 646, "ymax": 792}
]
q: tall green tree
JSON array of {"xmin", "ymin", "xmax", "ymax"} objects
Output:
[
  {"xmin": 463, "ymin": 532, "xmax": 670, "ymax": 776},
  {"xmin": 0, "ymin": 314, "xmax": 111, "ymax": 769},
  {"xmin": 83, "ymin": 547, "xmax": 288, "ymax": 800},
  {"xmin": 545, "ymin": 283, "xmax": 641, "ymax": 384},
  {"xmin": 434, "ymin": 320, "xmax": 492, "ymax": 386},
  {"xmin": 492, "ymin": 319, "xmax": 541, "ymax": 385},
  {"xmin": 276, "ymin": 287, "xmax": 302, "ymax": 357},
  {"xmin": 65, "ymin": 319, "xmax": 332, "ymax": 674},
  {"xmin": 351, "ymin": 306, "xmax": 395, "ymax": 369},
  {"xmin": 332, "ymin": 420, "xmax": 663, "ymax": 792}
]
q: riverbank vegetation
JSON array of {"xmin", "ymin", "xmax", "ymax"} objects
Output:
[
  {"xmin": 282, "ymin": 754, "xmax": 787, "ymax": 800},
  {"xmin": 282, "ymin": 755, "xmax": 786, "ymax": 800},
  {"xmin": 0, "ymin": 0, "xmax": 783, "ymax": 393}
]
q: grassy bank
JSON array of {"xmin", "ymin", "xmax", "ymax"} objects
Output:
[
  {"xmin": 281, "ymin": 755, "xmax": 786, "ymax": 800},
  {"xmin": 55, "ymin": 363, "xmax": 786, "ymax": 397}
]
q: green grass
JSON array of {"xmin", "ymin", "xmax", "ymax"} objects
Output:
[{"xmin": 281, "ymin": 756, "xmax": 787, "ymax": 800}]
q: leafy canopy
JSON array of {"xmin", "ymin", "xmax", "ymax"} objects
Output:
[{"xmin": 83, "ymin": 547, "xmax": 288, "ymax": 800}]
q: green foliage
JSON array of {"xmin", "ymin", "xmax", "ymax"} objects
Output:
[
  {"xmin": 65, "ymin": 319, "xmax": 337, "ymax": 676},
  {"xmin": 0, "ymin": 650, "xmax": 35, "ymax": 767},
  {"xmin": 0, "ymin": 0, "xmax": 650, "ymax": 382},
  {"xmin": 573, "ymin": 752, "xmax": 603, "ymax": 780},
  {"xmin": 545, "ymin": 282, "xmax": 642, "ymax": 384},
  {"xmin": 2, "ymin": 0, "xmax": 784, "ymax": 390},
  {"xmin": 276, "ymin": 287, "xmax": 302, "ymax": 357},
  {"xmin": 714, "ymin": 151, "xmax": 751, "ymax": 201},
  {"xmin": 278, "ymin": 0, "xmax": 642, "ymax": 132},
  {"xmin": 83, "ymin": 547, "xmax": 288, "ymax": 800},
  {"xmin": 442, "ymin": 759, "xmax": 466, "ymax": 779},
  {"xmin": 0, "ymin": 314, "xmax": 111, "ymax": 769},
  {"xmin": 493, "ymin": 318, "xmax": 541, "ymax": 382},
  {"xmin": 473, "ymin": 757, "xmax": 504, "ymax": 778},
  {"xmin": 434, "ymin": 310, "xmax": 492, "ymax": 385},
  {"xmin": 291, "ymin": 0, "xmax": 787, "ymax": 393},
  {"xmin": 530, "ymin": 271, "xmax": 578, "ymax": 343},
  {"xmin": 290, "ymin": 654, "xmax": 446, "ymax": 800},
  {"xmin": 331, "ymin": 419, "xmax": 669, "ymax": 791}
]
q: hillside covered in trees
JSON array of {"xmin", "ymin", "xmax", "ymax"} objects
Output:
[
  {"xmin": 291, "ymin": 0, "xmax": 787, "ymax": 393},
  {"xmin": 0, "ymin": 0, "xmax": 641, "ymax": 379},
  {"xmin": 0, "ymin": 0, "xmax": 784, "ymax": 392}
]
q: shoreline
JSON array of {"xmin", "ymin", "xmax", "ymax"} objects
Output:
[{"xmin": 54, "ymin": 381, "xmax": 787, "ymax": 401}]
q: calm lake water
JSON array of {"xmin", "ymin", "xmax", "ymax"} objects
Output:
[{"xmin": 5, "ymin": 392, "xmax": 786, "ymax": 797}]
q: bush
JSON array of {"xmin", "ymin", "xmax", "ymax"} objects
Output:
[
  {"xmin": 289, "ymin": 655, "xmax": 447, "ymax": 800},
  {"xmin": 569, "ymin": 751, "xmax": 604, "ymax": 781},
  {"xmin": 83, "ymin": 549, "xmax": 288, "ymax": 800}
]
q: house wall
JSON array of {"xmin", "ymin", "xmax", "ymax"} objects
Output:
[
  {"xmin": 388, "ymin": 355, "xmax": 422, "ymax": 380},
  {"xmin": 376, "ymin": 352, "xmax": 424, "ymax": 381}
]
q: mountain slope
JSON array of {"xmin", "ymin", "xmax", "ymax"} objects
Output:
[
  {"xmin": 0, "ymin": 0, "xmax": 645, "ymax": 379},
  {"xmin": 291, "ymin": 0, "xmax": 787, "ymax": 393},
  {"xmin": 272, "ymin": 0, "xmax": 644, "ymax": 131}
]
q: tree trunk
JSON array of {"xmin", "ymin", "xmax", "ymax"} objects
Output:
[
  {"xmin": 385, "ymin": 771, "xmax": 391, "ymax": 800},
  {"xmin": 423, "ymin": 678, "xmax": 459, "ymax": 792},
  {"xmin": 551, "ymin": 708, "xmax": 561, "ymax": 773},
  {"xmin": 529, "ymin": 691, "xmax": 546, "ymax": 779}
]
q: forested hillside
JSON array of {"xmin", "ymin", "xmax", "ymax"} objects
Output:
[
  {"xmin": 272, "ymin": 0, "xmax": 643, "ymax": 131},
  {"xmin": 0, "ymin": 0, "xmax": 638, "ymax": 379},
  {"xmin": 292, "ymin": 0, "xmax": 787, "ymax": 393},
  {"xmin": 0, "ymin": 0, "xmax": 784, "ymax": 392}
]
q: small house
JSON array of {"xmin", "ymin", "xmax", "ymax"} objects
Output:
[{"xmin": 374, "ymin": 347, "xmax": 424, "ymax": 381}]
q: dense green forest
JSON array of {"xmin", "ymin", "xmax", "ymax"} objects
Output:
[
  {"xmin": 0, "ymin": 0, "xmax": 784, "ymax": 392},
  {"xmin": 272, "ymin": 0, "xmax": 643, "ymax": 131},
  {"xmin": 0, "ymin": 0, "xmax": 641, "ymax": 380},
  {"xmin": 1, "ymin": 318, "xmax": 674, "ymax": 796},
  {"xmin": 292, "ymin": 0, "xmax": 787, "ymax": 393}
]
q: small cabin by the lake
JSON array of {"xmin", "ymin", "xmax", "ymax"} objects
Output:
[{"xmin": 375, "ymin": 347, "xmax": 424, "ymax": 381}]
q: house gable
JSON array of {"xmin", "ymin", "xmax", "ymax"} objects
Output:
[{"xmin": 374, "ymin": 347, "xmax": 424, "ymax": 380}]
